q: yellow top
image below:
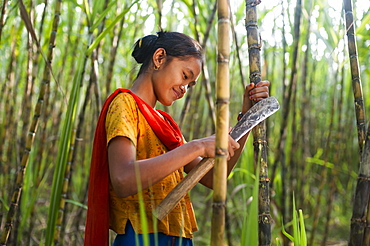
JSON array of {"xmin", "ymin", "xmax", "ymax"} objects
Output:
[{"xmin": 105, "ymin": 92, "xmax": 198, "ymax": 238}]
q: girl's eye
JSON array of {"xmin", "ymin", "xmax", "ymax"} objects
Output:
[
  {"xmin": 187, "ymin": 82, "xmax": 196, "ymax": 89},
  {"xmin": 183, "ymin": 73, "xmax": 188, "ymax": 80}
]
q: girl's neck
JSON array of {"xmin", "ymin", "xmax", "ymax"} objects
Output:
[{"xmin": 131, "ymin": 74, "xmax": 156, "ymax": 108}]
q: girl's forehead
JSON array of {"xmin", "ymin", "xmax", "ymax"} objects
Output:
[{"xmin": 174, "ymin": 56, "xmax": 202, "ymax": 67}]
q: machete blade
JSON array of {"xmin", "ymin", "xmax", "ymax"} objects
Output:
[{"xmin": 230, "ymin": 96, "xmax": 280, "ymax": 141}]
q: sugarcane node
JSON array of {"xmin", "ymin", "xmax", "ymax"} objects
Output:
[
  {"xmin": 217, "ymin": 59, "xmax": 229, "ymax": 63},
  {"xmin": 258, "ymin": 214, "xmax": 273, "ymax": 223},
  {"xmin": 350, "ymin": 217, "xmax": 366, "ymax": 225},
  {"xmin": 217, "ymin": 53, "xmax": 229, "ymax": 60},
  {"xmin": 248, "ymin": 43, "xmax": 262, "ymax": 51},
  {"xmin": 245, "ymin": 20, "xmax": 258, "ymax": 28},
  {"xmin": 215, "ymin": 98, "xmax": 229, "ymax": 104},
  {"xmin": 216, "ymin": 147, "xmax": 228, "ymax": 156},
  {"xmin": 19, "ymin": 165, "xmax": 26, "ymax": 172},
  {"xmin": 357, "ymin": 174, "xmax": 370, "ymax": 181},
  {"xmin": 246, "ymin": 0, "xmax": 261, "ymax": 7},
  {"xmin": 249, "ymin": 71, "xmax": 261, "ymax": 78},
  {"xmin": 345, "ymin": 11, "xmax": 354, "ymax": 17},
  {"xmin": 218, "ymin": 18, "xmax": 230, "ymax": 24},
  {"xmin": 11, "ymin": 201, "xmax": 19, "ymax": 207},
  {"xmin": 253, "ymin": 139, "xmax": 267, "ymax": 145},
  {"xmin": 217, "ymin": 54, "xmax": 229, "ymax": 63},
  {"xmin": 212, "ymin": 201, "xmax": 226, "ymax": 208},
  {"xmin": 259, "ymin": 177, "xmax": 270, "ymax": 182}
]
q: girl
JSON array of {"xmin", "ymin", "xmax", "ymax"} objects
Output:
[{"xmin": 84, "ymin": 31, "xmax": 270, "ymax": 246}]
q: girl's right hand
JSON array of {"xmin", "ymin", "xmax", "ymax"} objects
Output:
[
  {"xmin": 192, "ymin": 135, "xmax": 216, "ymax": 158},
  {"xmin": 192, "ymin": 134, "xmax": 240, "ymax": 160}
]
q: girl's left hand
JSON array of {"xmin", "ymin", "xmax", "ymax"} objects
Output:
[{"xmin": 242, "ymin": 80, "xmax": 270, "ymax": 113}]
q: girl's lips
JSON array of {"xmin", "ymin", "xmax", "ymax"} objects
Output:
[{"xmin": 173, "ymin": 88, "xmax": 180, "ymax": 99}]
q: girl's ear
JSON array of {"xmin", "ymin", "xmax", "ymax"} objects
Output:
[{"xmin": 152, "ymin": 48, "xmax": 167, "ymax": 69}]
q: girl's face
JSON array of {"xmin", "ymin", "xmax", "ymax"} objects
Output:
[{"xmin": 152, "ymin": 56, "xmax": 202, "ymax": 106}]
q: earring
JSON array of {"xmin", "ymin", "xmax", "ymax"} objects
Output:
[{"xmin": 154, "ymin": 65, "xmax": 159, "ymax": 70}]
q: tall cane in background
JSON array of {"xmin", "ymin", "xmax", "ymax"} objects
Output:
[
  {"xmin": 343, "ymin": 0, "xmax": 370, "ymax": 245},
  {"xmin": 0, "ymin": 0, "xmax": 62, "ymax": 244},
  {"xmin": 245, "ymin": 1, "xmax": 272, "ymax": 245},
  {"xmin": 211, "ymin": 0, "xmax": 230, "ymax": 245}
]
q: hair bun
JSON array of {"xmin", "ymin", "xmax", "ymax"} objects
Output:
[{"xmin": 132, "ymin": 35, "xmax": 158, "ymax": 64}]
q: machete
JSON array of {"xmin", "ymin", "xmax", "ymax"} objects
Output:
[{"xmin": 153, "ymin": 96, "xmax": 280, "ymax": 220}]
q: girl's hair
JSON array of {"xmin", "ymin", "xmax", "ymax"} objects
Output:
[{"xmin": 132, "ymin": 31, "xmax": 203, "ymax": 75}]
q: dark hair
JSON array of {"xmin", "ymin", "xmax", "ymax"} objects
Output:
[{"xmin": 132, "ymin": 31, "xmax": 203, "ymax": 75}]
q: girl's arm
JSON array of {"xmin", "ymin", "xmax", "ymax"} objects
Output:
[{"xmin": 108, "ymin": 133, "xmax": 229, "ymax": 198}]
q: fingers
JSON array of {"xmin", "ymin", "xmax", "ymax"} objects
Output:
[
  {"xmin": 196, "ymin": 134, "xmax": 240, "ymax": 160},
  {"xmin": 227, "ymin": 136, "xmax": 240, "ymax": 160},
  {"xmin": 247, "ymin": 80, "xmax": 270, "ymax": 102},
  {"xmin": 245, "ymin": 82, "xmax": 255, "ymax": 92}
]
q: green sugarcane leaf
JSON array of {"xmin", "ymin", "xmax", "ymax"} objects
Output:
[
  {"xmin": 65, "ymin": 199, "xmax": 88, "ymax": 209},
  {"xmin": 292, "ymin": 193, "xmax": 300, "ymax": 245},
  {"xmin": 281, "ymin": 221, "xmax": 294, "ymax": 242},
  {"xmin": 83, "ymin": 0, "xmax": 91, "ymax": 25},
  {"xmin": 44, "ymin": 48, "xmax": 84, "ymax": 246},
  {"xmin": 357, "ymin": 13, "xmax": 370, "ymax": 35},
  {"xmin": 241, "ymin": 165, "xmax": 259, "ymax": 245},
  {"xmin": 89, "ymin": 0, "xmax": 118, "ymax": 32},
  {"xmin": 86, "ymin": 0, "xmax": 139, "ymax": 56},
  {"xmin": 299, "ymin": 209, "xmax": 307, "ymax": 246}
]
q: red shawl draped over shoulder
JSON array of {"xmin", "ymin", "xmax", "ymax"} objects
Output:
[{"xmin": 84, "ymin": 89, "xmax": 184, "ymax": 246}]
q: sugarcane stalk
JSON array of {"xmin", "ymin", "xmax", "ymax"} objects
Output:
[
  {"xmin": 309, "ymin": 90, "xmax": 337, "ymax": 245},
  {"xmin": 245, "ymin": 1, "xmax": 272, "ymax": 245},
  {"xmin": 322, "ymin": 64, "xmax": 344, "ymax": 246},
  {"xmin": 156, "ymin": 0, "xmax": 162, "ymax": 29},
  {"xmin": 364, "ymin": 203, "xmax": 370, "ymax": 245},
  {"xmin": 21, "ymin": 6, "xmax": 35, "ymax": 145},
  {"xmin": 210, "ymin": 0, "xmax": 230, "ymax": 245},
  {"xmin": 350, "ymin": 139, "xmax": 370, "ymax": 246},
  {"xmin": 0, "ymin": 26, "xmax": 17, "ymax": 165},
  {"xmin": 269, "ymin": 1, "xmax": 301, "ymax": 243},
  {"xmin": 54, "ymin": 129, "xmax": 76, "ymax": 245},
  {"xmin": 0, "ymin": 0, "xmax": 61, "ymax": 243},
  {"xmin": 0, "ymin": 23, "xmax": 18, "ymax": 241},
  {"xmin": 298, "ymin": 0, "xmax": 313, "ymax": 207},
  {"xmin": 0, "ymin": 0, "xmax": 7, "ymax": 42},
  {"xmin": 343, "ymin": 0, "xmax": 369, "ymax": 245},
  {"xmin": 192, "ymin": 0, "xmax": 200, "ymax": 42},
  {"xmin": 55, "ymin": 0, "xmax": 111, "ymax": 239},
  {"xmin": 105, "ymin": 7, "xmax": 125, "ymax": 96},
  {"xmin": 55, "ymin": 31, "xmax": 99, "ymax": 246},
  {"xmin": 343, "ymin": 0, "xmax": 366, "ymax": 155}
]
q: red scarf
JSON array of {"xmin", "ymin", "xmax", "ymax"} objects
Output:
[{"xmin": 84, "ymin": 89, "xmax": 183, "ymax": 246}]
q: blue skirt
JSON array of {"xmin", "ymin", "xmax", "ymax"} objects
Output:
[{"xmin": 112, "ymin": 221, "xmax": 193, "ymax": 246}]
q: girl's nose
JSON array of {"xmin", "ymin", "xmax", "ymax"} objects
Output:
[{"xmin": 180, "ymin": 85, "xmax": 187, "ymax": 94}]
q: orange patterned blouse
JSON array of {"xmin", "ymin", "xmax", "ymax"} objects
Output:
[{"xmin": 105, "ymin": 92, "xmax": 198, "ymax": 238}]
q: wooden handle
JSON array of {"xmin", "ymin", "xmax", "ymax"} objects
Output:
[{"xmin": 153, "ymin": 157, "xmax": 215, "ymax": 220}]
